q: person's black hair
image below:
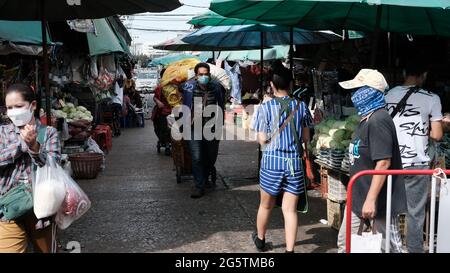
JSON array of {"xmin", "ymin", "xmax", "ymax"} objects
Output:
[
  {"xmin": 6, "ymin": 83, "xmax": 36, "ymax": 103},
  {"xmin": 160, "ymin": 68, "xmax": 166, "ymax": 78},
  {"xmin": 271, "ymin": 65, "xmax": 293, "ymax": 91},
  {"xmin": 194, "ymin": 62, "xmax": 210, "ymax": 74},
  {"xmin": 404, "ymin": 58, "xmax": 429, "ymax": 77}
]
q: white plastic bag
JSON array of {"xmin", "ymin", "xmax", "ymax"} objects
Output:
[
  {"xmin": 86, "ymin": 137, "xmax": 105, "ymax": 170},
  {"xmin": 351, "ymin": 220, "xmax": 382, "ymax": 253},
  {"xmin": 33, "ymin": 159, "xmax": 66, "ymax": 219},
  {"xmin": 55, "ymin": 167, "xmax": 91, "ymax": 230}
]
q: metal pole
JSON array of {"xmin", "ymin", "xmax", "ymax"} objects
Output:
[
  {"xmin": 35, "ymin": 59, "xmax": 40, "ymax": 118},
  {"xmin": 212, "ymin": 51, "xmax": 215, "ymax": 63},
  {"xmin": 430, "ymin": 176, "xmax": 437, "ymax": 253},
  {"xmin": 386, "ymin": 175, "xmax": 392, "ymax": 253},
  {"xmin": 370, "ymin": 5, "xmax": 382, "ymax": 68},
  {"xmin": 41, "ymin": 0, "xmax": 51, "ymax": 125},
  {"xmin": 289, "ymin": 27, "xmax": 294, "ymax": 74},
  {"xmin": 260, "ymin": 31, "xmax": 264, "ymax": 99}
]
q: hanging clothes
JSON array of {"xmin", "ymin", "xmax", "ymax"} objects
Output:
[{"xmin": 224, "ymin": 61, "xmax": 242, "ymax": 104}]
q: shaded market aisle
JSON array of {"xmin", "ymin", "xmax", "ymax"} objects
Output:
[{"xmin": 59, "ymin": 123, "xmax": 338, "ymax": 253}]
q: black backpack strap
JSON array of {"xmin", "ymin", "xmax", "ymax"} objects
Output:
[{"xmin": 390, "ymin": 86, "xmax": 419, "ymax": 118}]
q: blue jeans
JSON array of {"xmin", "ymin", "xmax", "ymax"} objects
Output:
[{"xmin": 189, "ymin": 139, "xmax": 220, "ymax": 190}]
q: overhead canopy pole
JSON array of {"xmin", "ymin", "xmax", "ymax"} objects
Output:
[
  {"xmin": 260, "ymin": 31, "xmax": 264, "ymax": 99},
  {"xmin": 370, "ymin": 5, "xmax": 383, "ymax": 68},
  {"xmin": 289, "ymin": 27, "xmax": 294, "ymax": 74},
  {"xmin": 41, "ymin": 0, "xmax": 51, "ymax": 125}
]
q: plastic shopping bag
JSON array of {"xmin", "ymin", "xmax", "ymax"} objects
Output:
[
  {"xmin": 351, "ymin": 220, "xmax": 382, "ymax": 253},
  {"xmin": 55, "ymin": 167, "xmax": 91, "ymax": 230},
  {"xmin": 33, "ymin": 159, "xmax": 66, "ymax": 219},
  {"xmin": 86, "ymin": 137, "xmax": 105, "ymax": 170}
]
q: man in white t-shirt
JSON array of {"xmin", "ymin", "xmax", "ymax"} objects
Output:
[{"xmin": 385, "ymin": 62, "xmax": 443, "ymax": 253}]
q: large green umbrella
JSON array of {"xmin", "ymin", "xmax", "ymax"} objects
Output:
[
  {"xmin": 210, "ymin": 0, "xmax": 450, "ymax": 68},
  {"xmin": 0, "ymin": 0, "xmax": 181, "ymax": 123},
  {"xmin": 189, "ymin": 10, "xmax": 261, "ymax": 26},
  {"xmin": 210, "ymin": 0, "xmax": 450, "ymax": 36}
]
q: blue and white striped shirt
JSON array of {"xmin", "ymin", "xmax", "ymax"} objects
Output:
[{"xmin": 254, "ymin": 96, "xmax": 313, "ymax": 172}]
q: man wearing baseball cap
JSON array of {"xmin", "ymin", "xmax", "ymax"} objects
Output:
[{"xmin": 336, "ymin": 69, "xmax": 407, "ymax": 253}]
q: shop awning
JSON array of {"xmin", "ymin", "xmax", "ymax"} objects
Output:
[
  {"xmin": 87, "ymin": 19, "xmax": 125, "ymax": 56},
  {"xmin": 0, "ymin": 20, "xmax": 52, "ymax": 45}
]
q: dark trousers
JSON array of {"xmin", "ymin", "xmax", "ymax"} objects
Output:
[
  {"xmin": 189, "ymin": 139, "xmax": 220, "ymax": 190},
  {"xmin": 153, "ymin": 115, "xmax": 170, "ymax": 145}
]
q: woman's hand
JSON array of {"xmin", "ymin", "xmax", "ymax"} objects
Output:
[
  {"xmin": 362, "ymin": 199, "xmax": 377, "ymax": 219},
  {"xmin": 20, "ymin": 124, "xmax": 40, "ymax": 153}
]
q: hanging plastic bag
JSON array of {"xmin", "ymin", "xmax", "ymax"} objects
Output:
[
  {"xmin": 86, "ymin": 137, "xmax": 105, "ymax": 170},
  {"xmin": 55, "ymin": 167, "xmax": 91, "ymax": 230},
  {"xmin": 90, "ymin": 56, "xmax": 99, "ymax": 79},
  {"xmin": 33, "ymin": 158, "xmax": 67, "ymax": 219},
  {"xmin": 351, "ymin": 220, "xmax": 382, "ymax": 253}
]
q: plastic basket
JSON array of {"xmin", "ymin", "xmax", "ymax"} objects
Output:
[
  {"xmin": 68, "ymin": 152, "xmax": 103, "ymax": 179},
  {"xmin": 327, "ymin": 172, "xmax": 347, "ymax": 202}
]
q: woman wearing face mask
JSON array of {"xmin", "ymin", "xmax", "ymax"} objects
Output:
[{"xmin": 0, "ymin": 83, "xmax": 61, "ymax": 253}]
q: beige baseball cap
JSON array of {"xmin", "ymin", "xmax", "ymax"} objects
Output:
[{"xmin": 339, "ymin": 69, "xmax": 388, "ymax": 92}]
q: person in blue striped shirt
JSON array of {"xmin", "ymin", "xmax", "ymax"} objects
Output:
[{"xmin": 252, "ymin": 65, "xmax": 313, "ymax": 253}]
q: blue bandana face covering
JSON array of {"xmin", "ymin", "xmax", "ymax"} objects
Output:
[{"xmin": 351, "ymin": 86, "xmax": 386, "ymax": 117}]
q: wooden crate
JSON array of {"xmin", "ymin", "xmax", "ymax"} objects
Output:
[{"xmin": 327, "ymin": 198, "xmax": 345, "ymax": 230}]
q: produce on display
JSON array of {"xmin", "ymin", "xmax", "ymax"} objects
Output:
[
  {"xmin": 311, "ymin": 115, "xmax": 360, "ymax": 152},
  {"xmin": 57, "ymin": 102, "xmax": 93, "ymax": 123}
]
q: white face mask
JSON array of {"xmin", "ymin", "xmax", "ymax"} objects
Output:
[{"xmin": 7, "ymin": 104, "xmax": 33, "ymax": 127}]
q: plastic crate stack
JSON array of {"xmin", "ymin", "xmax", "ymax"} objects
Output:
[
  {"xmin": 341, "ymin": 152, "xmax": 351, "ymax": 172},
  {"xmin": 329, "ymin": 150, "xmax": 345, "ymax": 169}
]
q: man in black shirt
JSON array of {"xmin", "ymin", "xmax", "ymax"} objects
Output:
[{"xmin": 337, "ymin": 69, "xmax": 407, "ymax": 253}]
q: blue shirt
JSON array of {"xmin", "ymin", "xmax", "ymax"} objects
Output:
[{"xmin": 254, "ymin": 96, "xmax": 313, "ymax": 171}]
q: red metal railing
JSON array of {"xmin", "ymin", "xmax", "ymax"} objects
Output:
[{"xmin": 346, "ymin": 169, "xmax": 450, "ymax": 253}]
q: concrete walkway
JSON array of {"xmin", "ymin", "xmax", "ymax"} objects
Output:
[{"xmin": 59, "ymin": 122, "xmax": 338, "ymax": 253}]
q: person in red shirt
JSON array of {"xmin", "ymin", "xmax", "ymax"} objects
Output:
[{"xmin": 151, "ymin": 69, "xmax": 172, "ymax": 155}]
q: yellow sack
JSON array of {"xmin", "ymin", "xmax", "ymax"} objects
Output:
[
  {"xmin": 162, "ymin": 84, "xmax": 183, "ymax": 107},
  {"xmin": 161, "ymin": 58, "xmax": 199, "ymax": 87}
]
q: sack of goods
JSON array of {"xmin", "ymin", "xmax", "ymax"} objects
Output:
[{"xmin": 33, "ymin": 160, "xmax": 67, "ymax": 219}]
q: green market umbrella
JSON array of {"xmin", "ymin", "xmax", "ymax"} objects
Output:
[
  {"xmin": 210, "ymin": 0, "xmax": 450, "ymax": 36},
  {"xmin": 210, "ymin": 0, "xmax": 450, "ymax": 67},
  {"xmin": 189, "ymin": 10, "xmax": 261, "ymax": 26},
  {"xmin": 0, "ymin": 0, "xmax": 181, "ymax": 123}
]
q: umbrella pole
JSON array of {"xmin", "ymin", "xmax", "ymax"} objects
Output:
[
  {"xmin": 41, "ymin": 0, "xmax": 51, "ymax": 125},
  {"xmin": 370, "ymin": 5, "xmax": 382, "ymax": 68},
  {"xmin": 212, "ymin": 51, "xmax": 215, "ymax": 62},
  {"xmin": 290, "ymin": 27, "xmax": 294, "ymax": 74},
  {"xmin": 260, "ymin": 31, "xmax": 264, "ymax": 99}
]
